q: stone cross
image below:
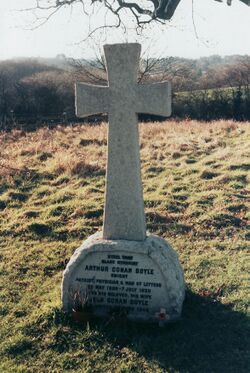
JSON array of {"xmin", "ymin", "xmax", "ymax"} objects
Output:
[
  {"xmin": 63, "ymin": 45, "xmax": 184, "ymax": 321},
  {"xmin": 76, "ymin": 43, "xmax": 171, "ymax": 241}
]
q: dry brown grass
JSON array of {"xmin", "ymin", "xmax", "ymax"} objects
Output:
[
  {"xmin": 0, "ymin": 120, "xmax": 249, "ymax": 182},
  {"xmin": 0, "ymin": 123, "xmax": 107, "ymax": 181}
]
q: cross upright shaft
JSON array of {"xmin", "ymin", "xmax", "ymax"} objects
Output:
[{"xmin": 76, "ymin": 43, "xmax": 171, "ymax": 241}]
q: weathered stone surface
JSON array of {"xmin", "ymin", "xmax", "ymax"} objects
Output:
[
  {"xmin": 76, "ymin": 43, "xmax": 171, "ymax": 241},
  {"xmin": 63, "ymin": 43, "xmax": 185, "ymax": 323},
  {"xmin": 62, "ymin": 232, "xmax": 185, "ymax": 323}
]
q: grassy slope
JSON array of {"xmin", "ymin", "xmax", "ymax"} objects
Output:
[{"xmin": 0, "ymin": 120, "xmax": 249, "ymax": 373}]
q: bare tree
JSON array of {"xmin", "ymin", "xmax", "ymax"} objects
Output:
[
  {"xmin": 69, "ymin": 51, "xmax": 164, "ymax": 85},
  {"xmin": 24, "ymin": 0, "xmax": 249, "ymax": 31}
]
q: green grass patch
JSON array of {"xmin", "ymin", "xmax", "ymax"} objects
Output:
[{"xmin": 0, "ymin": 121, "xmax": 249, "ymax": 372}]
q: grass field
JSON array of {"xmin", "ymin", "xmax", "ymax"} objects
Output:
[{"xmin": 0, "ymin": 120, "xmax": 249, "ymax": 373}]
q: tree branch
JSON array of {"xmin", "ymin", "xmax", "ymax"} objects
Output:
[{"xmin": 21, "ymin": 0, "xmax": 250, "ymax": 35}]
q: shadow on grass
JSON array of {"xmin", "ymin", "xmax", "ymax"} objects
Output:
[
  {"xmin": 20, "ymin": 290, "xmax": 248, "ymax": 372},
  {"xmin": 99, "ymin": 290, "xmax": 249, "ymax": 373}
]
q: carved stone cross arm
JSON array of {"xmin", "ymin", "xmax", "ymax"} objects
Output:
[
  {"xmin": 76, "ymin": 44, "xmax": 171, "ymax": 241},
  {"xmin": 76, "ymin": 81, "xmax": 171, "ymax": 118},
  {"xmin": 76, "ymin": 84, "xmax": 108, "ymax": 118},
  {"xmin": 136, "ymin": 82, "xmax": 171, "ymax": 117}
]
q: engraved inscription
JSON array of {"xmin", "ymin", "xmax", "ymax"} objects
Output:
[{"xmin": 73, "ymin": 251, "xmax": 166, "ymax": 315}]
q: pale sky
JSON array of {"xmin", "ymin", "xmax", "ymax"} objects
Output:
[{"xmin": 0, "ymin": 0, "xmax": 249, "ymax": 60}]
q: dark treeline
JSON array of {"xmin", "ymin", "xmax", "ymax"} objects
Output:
[{"xmin": 0, "ymin": 54, "xmax": 249, "ymax": 130}]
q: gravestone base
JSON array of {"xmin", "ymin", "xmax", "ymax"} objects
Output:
[{"xmin": 62, "ymin": 232, "xmax": 185, "ymax": 324}]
